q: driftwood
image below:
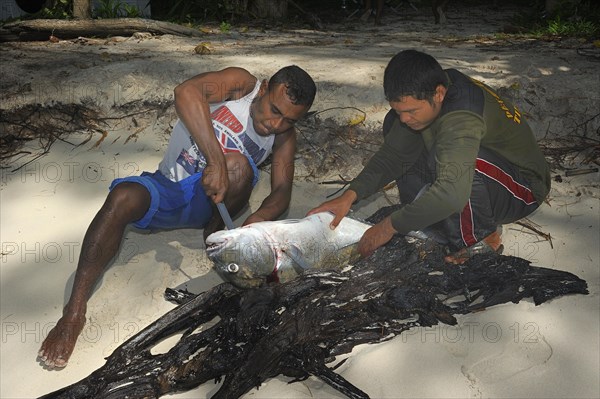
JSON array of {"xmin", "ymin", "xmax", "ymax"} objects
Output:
[
  {"xmin": 40, "ymin": 207, "xmax": 588, "ymax": 399},
  {"xmin": 0, "ymin": 18, "xmax": 205, "ymax": 42}
]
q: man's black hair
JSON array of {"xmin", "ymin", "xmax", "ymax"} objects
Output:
[
  {"xmin": 383, "ymin": 50, "xmax": 448, "ymax": 103},
  {"xmin": 269, "ymin": 65, "xmax": 317, "ymax": 109}
]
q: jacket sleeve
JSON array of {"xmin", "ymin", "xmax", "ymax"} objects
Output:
[
  {"xmin": 348, "ymin": 118, "xmax": 424, "ymax": 201},
  {"xmin": 389, "ymin": 111, "xmax": 484, "ymax": 234}
]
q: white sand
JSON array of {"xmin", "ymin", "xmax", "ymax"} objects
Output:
[{"xmin": 1, "ymin": 4, "xmax": 599, "ymax": 398}]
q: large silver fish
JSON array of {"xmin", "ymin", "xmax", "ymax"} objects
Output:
[{"xmin": 205, "ymin": 212, "xmax": 371, "ymax": 288}]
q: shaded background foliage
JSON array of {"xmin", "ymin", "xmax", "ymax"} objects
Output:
[{"xmin": 10, "ymin": 0, "xmax": 600, "ymax": 37}]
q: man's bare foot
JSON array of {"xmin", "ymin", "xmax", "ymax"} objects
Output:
[{"xmin": 38, "ymin": 313, "xmax": 85, "ymax": 368}]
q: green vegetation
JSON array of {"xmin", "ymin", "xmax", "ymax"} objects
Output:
[
  {"xmin": 151, "ymin": 0, "xmax": 246, "ymax": 24},
  {"xmin": 24, "ymin": 0, "xmax": 141, "ymax": 20},
  {"xmin": 11, "ymin": 0, "xmax": 600, "ymax": 40},
  {"xmin": 94, "ymin": 0, "xmax": 141, "ymax": 18},
  {"xmin": 39, "ymin": 0, "xmax": 72, "ymax": 19},
  {"xmin": 512, "ymin": 0, "xmax": 600, "ymax": 40},
  {"xmin": 219, "ymin": 21, "xmax": 232, "ymax": 32},
  {"xmin": 536, "ymin": 15, "xmax": 598, "ymax": 37}
]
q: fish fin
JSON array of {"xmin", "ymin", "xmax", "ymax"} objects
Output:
[
  {"xmin": 344, "ymin": 243, "xmax": 362, "ymax": 265},
  {"xmin": 316, "ymin": 242, "xmax": 361, "ymax": 271},
  {"xmin": 284, "ymin": 244, "xmax": 311, "ymax": 275}
]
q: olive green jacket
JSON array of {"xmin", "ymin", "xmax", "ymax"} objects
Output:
[{"xmin": 348, "ymin": 69, "xmax": 550, "ymax": 234}]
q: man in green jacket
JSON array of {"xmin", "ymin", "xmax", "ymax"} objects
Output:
[{"xmin": 308, "ymin": 49, "xmax": 550, "ymax": 263}]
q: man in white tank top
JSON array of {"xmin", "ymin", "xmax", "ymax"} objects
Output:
[{"xmin": 39, "ymin": 66, "xmax": 316, "ymax": 369}]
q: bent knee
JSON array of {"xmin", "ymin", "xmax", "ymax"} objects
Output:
[
  {"xmin": 225, "ymin": 153, "xmax": 255, "ymax": 187},
  {"xmin": 106, "ymin": 182, "xmax": 150, "ymax": 221}
]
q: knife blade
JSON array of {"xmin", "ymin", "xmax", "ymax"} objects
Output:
[{"xmin": 216, "ymin": 202, "xmax": 235, "ymax": 230}]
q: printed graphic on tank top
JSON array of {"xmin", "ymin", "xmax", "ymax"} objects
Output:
[{"xmin": 158, "ymin": 80, "xmax": 274, "ymax": 182}]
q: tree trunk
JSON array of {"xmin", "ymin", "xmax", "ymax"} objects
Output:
[
  {"xmin": 251, "ymin": 0, "xmax": 288, "ymax": 19},
  {"xmin": 0, "ymin": 18, "xmax": 205, "ymax": 42},
  {"xmin": 38, "ymin": 206, "xmax": 589, "ymax": 399},
  {"xmin": 73, "ymin": 0, "xmax": 91, "ymax": 19}
]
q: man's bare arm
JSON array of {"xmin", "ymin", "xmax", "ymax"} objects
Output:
[
  {"xmin": 244, "ymin": 129, "xmax": 296, "ymax": 224},
  {"xmin": 174, "ymin": 67, "xmax": 257, "ymax": 203}
]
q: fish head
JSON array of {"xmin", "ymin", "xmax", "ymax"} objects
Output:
[{"xmin": 205, "ymin": 226, "xmax": 276, "ymax": 289}]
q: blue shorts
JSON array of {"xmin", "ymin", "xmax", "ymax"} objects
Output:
[{"xmin": 110, "ymin": 159, "xmax": 259, "ymax": 230}]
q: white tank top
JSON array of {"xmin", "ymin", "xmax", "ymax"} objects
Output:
[{"xmin": 158, "ymin": 80, "xmax": 275, "ymax": 182}]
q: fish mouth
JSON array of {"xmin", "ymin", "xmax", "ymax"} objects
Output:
[{"xmin": 205, "ymin": 237, "xmax": 229, "ymax": 257}]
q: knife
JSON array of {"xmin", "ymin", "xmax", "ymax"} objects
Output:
[{"xmin": 216, "ymin": 202, "xmax": 235, "ymax": 230}]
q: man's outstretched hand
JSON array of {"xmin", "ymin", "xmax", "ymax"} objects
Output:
[
  {"xmin": 357, "ymin": 216, "xmax": 397, "ymax": 258},
  {"xmin": 306, "ymin": 190, "xmax": 357, "ymax": 229},
  {"xmin": 308, "ymin": 190, "xmax": 397, "ymax": 259}
]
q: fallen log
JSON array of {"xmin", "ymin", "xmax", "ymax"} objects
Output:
[
  {"xmin": 40, "ymin": 207, "xmax": 589, "ymax": 398},
  {"xmin": 0, "ymin": 18, "xmax": 204, "ymax": 42}
]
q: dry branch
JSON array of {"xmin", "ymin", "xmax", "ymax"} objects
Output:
[
  {"xmin": 40, "ymin": 207, "xmax": 588, "ymax": 399},
  {"xmin": 0, "ymin": 18, "xmax": 205, "ymax": 42}
]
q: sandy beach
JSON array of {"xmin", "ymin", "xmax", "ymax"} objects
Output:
[{"xmin": 1, "ymin": 3, "xmax": 599, "ymax": 398}]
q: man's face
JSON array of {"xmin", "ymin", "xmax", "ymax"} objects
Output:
[
  {"xmin": 389, "ymin": 85, "xmax": 446, "ymax": 131},
  {"xmin": 250, "ymin": 81, "xmax": 309, "ymax": 136}
]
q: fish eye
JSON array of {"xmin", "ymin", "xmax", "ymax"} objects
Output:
[{"xmin": 226, "ymin": 263, "xmax": 239, "ymax": 273}]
